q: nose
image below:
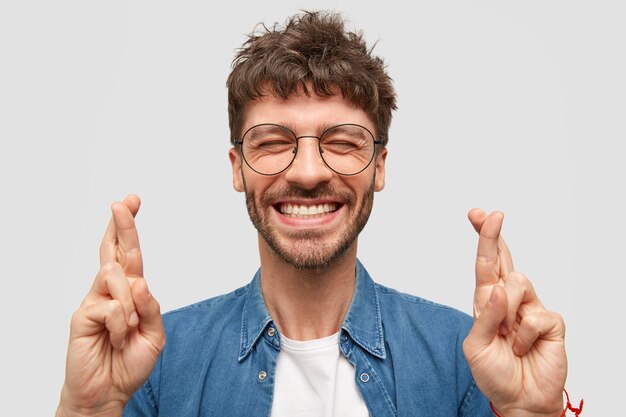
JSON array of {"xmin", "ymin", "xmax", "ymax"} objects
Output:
[{"xmin": 283, "ymin": 137, "xmax": 333, "ymax": 189}]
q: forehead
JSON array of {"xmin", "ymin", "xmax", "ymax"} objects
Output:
[{"xmin": 242, "ymin": 92, "xmax": 375, "ymax": 134}]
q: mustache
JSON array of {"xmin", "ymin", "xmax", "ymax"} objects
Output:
[{"xmin": 260, "ymin": 184, "xmax": 355, "ymax": 206}]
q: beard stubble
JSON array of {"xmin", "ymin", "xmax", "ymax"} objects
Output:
[{"xmin": 244, "ymin": 178, "xmax": 375, "ymax": 270}]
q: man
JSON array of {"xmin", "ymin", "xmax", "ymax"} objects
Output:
[{"xmin": 56, "ymin": 11, "xmax": 571, "ymax": 417}]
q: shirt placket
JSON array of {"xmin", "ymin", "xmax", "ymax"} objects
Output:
[{"xmin": 340, "ymin": 332, "xmax": 397, "ymax": 417}]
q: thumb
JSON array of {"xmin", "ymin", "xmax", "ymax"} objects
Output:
[
  {"xmin": 131, "ymin": 279, "xmax": 166, "ymax": 350},
  {"xmin": 465, "ymin": 286, "xmax": 508, "ymax": 356}
]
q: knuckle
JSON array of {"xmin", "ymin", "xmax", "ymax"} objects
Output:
[
  {"xmin": 126, "ymin": 247, "xmax": 141, "ymax": 257},
  {"xmin": 108, "ymin": 303, "xmax": 127, "ymax": 330},
  {"xmin": 101, "ymin": 261, "xmax": 123, "ymax": 274},
  {"xmin": 550, "ymin": 311, "xmax": 566, "ymax": 330},
  {"xmin": 476, "ymin": 255, "xmax": 491, "ymax": 265},
  {"xmin": 556, "ymin": 312, "xmax": 565, "ymax": 326},
  {"xmin": 521, "ymin": 313, "xmax": 542, "ymax": 331},
  {"xmin": 506, "ymin": 271, "xmax": 536, "ymax": 293},
  {"xmin": 507, "ymin": 271, "xmax": 527, "ymax": 284},
  {"xmin": 108, "ymin": 299, "xmax": 124, "ymax": 317}
]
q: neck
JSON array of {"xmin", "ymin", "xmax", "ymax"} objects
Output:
[{"xmin": 258, "ymin": 237, "xmax": 357, "ymax": 341}]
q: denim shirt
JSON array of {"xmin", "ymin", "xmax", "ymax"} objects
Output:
[{"xmin": 124, "ymin": 260, "xmax": 491, "ymax": 417}]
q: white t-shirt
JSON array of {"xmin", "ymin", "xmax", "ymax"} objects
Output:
[{"xmin": 270, "ymin": 332, "xmax": 370, "ymax": 417}]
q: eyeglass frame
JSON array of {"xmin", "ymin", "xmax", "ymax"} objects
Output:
[{"xmin": 234, "ymin": 123, "xmax": 384, "ymax": 176}]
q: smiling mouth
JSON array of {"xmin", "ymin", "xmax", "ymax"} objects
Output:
[{"xmin": 277, "ymin": 202, "xmax": 340, "ymax": 218}]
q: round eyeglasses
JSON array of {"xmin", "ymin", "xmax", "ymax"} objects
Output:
[{"xmin": 235, "ymin": 123, "xmax": 382, "ymax": 176}]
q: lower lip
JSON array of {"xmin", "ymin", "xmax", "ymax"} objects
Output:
[{"xmin": 272, "ymin": 205, "xmax": 344, "ymax": 228}]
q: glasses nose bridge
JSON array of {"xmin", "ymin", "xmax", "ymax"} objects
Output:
[
  {"xmin": 293, "ymin": 134, "xmax": 323, "ymax": 157},
  {"xmin": 295, "ymin": 134, "xmax": 322, "ymax": 143}
]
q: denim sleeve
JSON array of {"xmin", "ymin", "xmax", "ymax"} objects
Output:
[
  {"xmin": 458, "ymin": 376, "xmax": 492, "ymax": 417},
  {"xmin": 123, "ymin": 380, "xmax": 158, "ymax": 417}
]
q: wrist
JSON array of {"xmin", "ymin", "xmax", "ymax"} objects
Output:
[
  {"xmin": 490, "ymin": 389, "xmax": 583, "ymax": 417},
  {"xmin": 56, "ymin": 403, "xmax": 124, "ymax": 417},
  {"xmin": 57, "ymin": 383, "xmax": 126, "ymax": 417},
  {"xmin": 490, "ymin": 404, "xmax": 563, "ymax": 417}
]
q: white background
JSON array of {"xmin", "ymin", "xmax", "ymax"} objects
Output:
[{"xmin": 1, "ymin": 0, "xmax": 624, "ymax": 415}]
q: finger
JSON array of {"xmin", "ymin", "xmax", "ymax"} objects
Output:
[
  {"xmin": 86, "ymin": 262, "xmax": 138, "ymax": 327},
  {"xmin": 512, "ymin": 311, "xmax": 565, "ymax": 356},
  {"xmin": 497, "ymin": 237, "xmax": 514, "ymax": 277},
  {"xmin": 468, "ymin": 208, "xmax": 514, "ymax": 277},
  {"xmin": 72, "ymin": 299, "xmax": 129, "ymax": 350},
  {"xmin": 464, "ymin": 285, "xmax": 508, "ymax": 355},
  {"xmin": 112, "ymin": 198, "xmax": 143, "ymax": 278},
  {"xmin": 500, "ymin": 271, "xmax": 543, "ymax": 334},
  {"xmin": 468, "ymin": 208, "xmax": 488, "ymax": 234},
  {"xmin": 100, "ymin": 195, "xmax": 141, "ymax": 267},
  {"xmin": 131, "ymin": 279, "xmax": 166, "ymax": 351},
  {"xmin": 474, "ymin": 211, "xmax": 505, "ymax": 287}
]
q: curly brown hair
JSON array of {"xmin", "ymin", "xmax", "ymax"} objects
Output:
[{"xmin": 227, "ymin": 10, "xmax": 397, "ymax": 146}]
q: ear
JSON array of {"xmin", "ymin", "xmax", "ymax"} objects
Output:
[
  {"xmin": 374, "ymin": 147, "xmax": 387, "ymax": 192},
  {"xmin": 229, "ymin": 147, "xmax": 245, "ymax": 192}
]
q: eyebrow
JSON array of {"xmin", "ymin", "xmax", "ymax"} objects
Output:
[
  {"xmin": 276, "ymin": 121, "xmax": 345, "ymax": 135},
  {"xmin": 247, "ymin": 124, "xmax": 292, "ymax": 140},
  {"xmin": 275, "ymin": 121, "xmax": 298, "ymax": 134},
  {"xmin": 317, "ymin": 122, "xmax": 339, "ymax": 133}
]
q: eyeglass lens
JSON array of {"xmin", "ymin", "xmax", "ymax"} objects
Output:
[{"xmin": 241, "ymin": 124, "xmax": 376, "ymax": 175}]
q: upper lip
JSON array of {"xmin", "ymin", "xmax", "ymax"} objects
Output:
[{"xmin": 274, "ymin": 199, "xmax": 341, "ymax": 206}]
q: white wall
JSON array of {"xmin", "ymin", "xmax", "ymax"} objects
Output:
[{"xmin": 1, "ymin": 0, "xmax": 623, "ymax": 414}]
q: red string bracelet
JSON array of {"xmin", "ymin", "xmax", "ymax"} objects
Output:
[{"xmin": 490, "ymin": 389, "xmax": 584, "ymax": 417}]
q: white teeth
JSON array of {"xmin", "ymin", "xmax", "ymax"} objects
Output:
[{"xmin": 279, "ymin": 203, "xmax": 338, "ymax": 217}]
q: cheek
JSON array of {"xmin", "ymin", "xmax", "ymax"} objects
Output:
[
  {"xmin": 342, "ymin": 178, "xmax": 373, "ymax": 207},
  {"xmin": 242, "ymin": 172, "xmax": 276, "ymax": 201}
]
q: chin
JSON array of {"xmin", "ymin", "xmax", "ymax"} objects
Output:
[{"xmin": 265, "ymin": 235, "xmax": 354, "ymax": 271}]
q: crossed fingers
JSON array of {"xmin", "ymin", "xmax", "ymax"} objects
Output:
[
  {"xmin": 469, "ymin": 209, "xmax": 546, "ymax": 338},
  {"xmin": 77, "ymin": 195, "xmax": 147, "ymax": 349},
  {"xmin": 99, "ymin": 195, "xmax": 143, "ymax": 277}
]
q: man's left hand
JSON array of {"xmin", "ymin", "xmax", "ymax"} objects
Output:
[{"xmin": 463, "ymin": 209, "xmax": 567, "ymax": 417}]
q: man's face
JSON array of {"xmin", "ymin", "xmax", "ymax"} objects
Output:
[{"xmin": 229, "ymin": 92, "xmax": 387, "ymax": 270}]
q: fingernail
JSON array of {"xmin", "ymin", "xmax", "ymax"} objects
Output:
[
  {"xmin": 129, "ymin": 311, "xmax": 139, "ymax": 325},
  {"xmin": 118, "ymin": 339, "xmax": 126, "ymax": 350},
  {"xmin": 489, "ymin": 288, "xmax": 497, "ymax": 304}
]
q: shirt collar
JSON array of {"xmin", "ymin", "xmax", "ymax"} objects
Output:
[
  {"xmin": 238, "ymin": 259, "xmax": 386, "ymax": 361},
  {"xmin": 238, "ymin": 268, "xmax": 273, "ymax": 361},
  {"xmin": 341, "ymin": 259, "xmax": 386, "ymax": 359}
]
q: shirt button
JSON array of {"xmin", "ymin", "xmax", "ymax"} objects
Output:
[
  {"xmin": 258, "ymin": 371, "xmax": 267, "ymax": 381},
  {"xmin": 267, "ymin": 327, "xmax": 276, "ymax": 337},
  {"xmin": 360, "ymin": 372, "xmax": 370, "ymax": 383},
  {"xmin": 340, "ymin": 334, "xmax": 348, "ymax": 342}
]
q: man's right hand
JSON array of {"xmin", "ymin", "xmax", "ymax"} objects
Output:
[{"xmin": 57, "ymin": 195, "xmax": 166, "ymax": 417}]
